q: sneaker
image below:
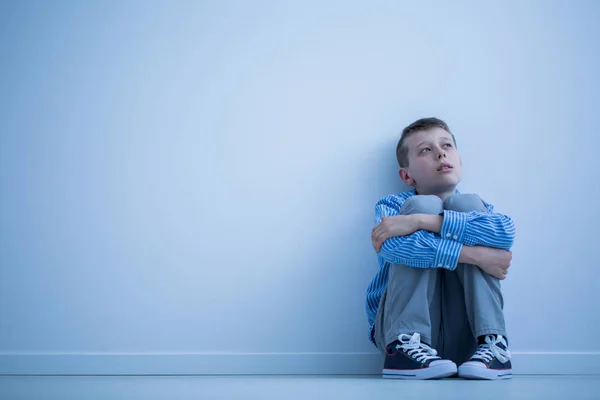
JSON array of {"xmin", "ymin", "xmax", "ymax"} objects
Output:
[
  {"xmin": 458, "ymin": 335, "xmax": 513, "ymax": 380},
  {"xmin": 382, "ymin": 333, "xmax": 457, "ymax": 380}
]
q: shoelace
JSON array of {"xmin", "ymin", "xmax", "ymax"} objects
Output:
[
  {"xmin": 396, "ymin": 333, "xmax": 441, "ymax": 363},
  {"xmin": 471, "ymin": 335, "xmax": 511, "ymax": 364}
]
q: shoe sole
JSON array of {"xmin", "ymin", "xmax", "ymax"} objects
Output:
[
  {"xmin": 458, "ymin": 365, "xmax": 513, "ymax": 380},
  {"xmin": 382, "ymin": 361, "xmax": 457, "ymax": 380}
]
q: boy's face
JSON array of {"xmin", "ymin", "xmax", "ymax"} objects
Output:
[{"xmin": 399, "ymin": 127, "xmax": 462, "ymax": 194}]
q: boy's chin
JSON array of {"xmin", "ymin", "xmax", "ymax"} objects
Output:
[{"xmin": 439, "ymin": 174, "xmax": 461, "ymax": 185}]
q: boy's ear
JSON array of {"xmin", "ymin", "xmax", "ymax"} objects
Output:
[{"xmin": 399, "ymin": 168, "xmax": 414, "ymax": 186}]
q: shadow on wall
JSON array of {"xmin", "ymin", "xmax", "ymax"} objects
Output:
[
  {"xmin": 367, "ymin": 138, "xmax": 413, "ymax": 200},
  {"xmin": 274, "ymin": 136, "xmax": 413, "ymax": 352}
]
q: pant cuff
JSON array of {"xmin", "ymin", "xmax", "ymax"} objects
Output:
[
  {"xmin": 385, "ymin": 332, "xmax": 432, "ymax": 348},
  {"xmin": 475, "ymin": 329, "xmax": 507, "ymax": 338}
]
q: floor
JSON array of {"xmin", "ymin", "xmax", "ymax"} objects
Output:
[{"xmin": 1, "ymin": 375, "xmax": 599, "ymax": 400}]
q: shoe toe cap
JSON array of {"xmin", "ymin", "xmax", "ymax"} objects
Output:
[
  {"xmin": 459, "ymin": 360, "xmax": 487, "ymax": 369},
  {"xmin": 430, "ymin": 359, "xmax": 457, "ymax": 368}
]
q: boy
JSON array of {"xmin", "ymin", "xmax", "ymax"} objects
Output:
[{"xmin": 365, "ymin": 117, "xmax": 514, "ymax": 380}]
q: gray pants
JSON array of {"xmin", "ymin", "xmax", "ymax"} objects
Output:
[{"xmin": 373, "ymin": 194, "xmax": 507, "ymax": 365}]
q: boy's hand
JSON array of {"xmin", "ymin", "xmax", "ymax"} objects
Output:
[
  {"xmin": 469, "ymin": 246, "xmax": 512, "ymax": 280},
  {"xmin": 372, "ymin": 215, "xmax": 420, "ymax": 252}
]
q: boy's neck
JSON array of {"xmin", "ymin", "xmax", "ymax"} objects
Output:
[{"xmin": 414, "ymin": 187, "xmax": 458, "ymax": 201}]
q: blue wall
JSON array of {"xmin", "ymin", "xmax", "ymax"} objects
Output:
[{"xmin": 1, "ymin": 0, "xmax": 599, "ymax": 370}]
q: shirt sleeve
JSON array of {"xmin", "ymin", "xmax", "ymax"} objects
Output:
[
  {"xmin": 375, "ymin": 195, "xmax": 463, "ymax": 270},
  {"xmin": 439, "ymin": 200, "xmax": 515, "ymax": 250}
]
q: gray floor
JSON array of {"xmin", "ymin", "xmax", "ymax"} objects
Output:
[{"xmin": 1, "ymin": 375, "xmax": 599, "ymax": 400}]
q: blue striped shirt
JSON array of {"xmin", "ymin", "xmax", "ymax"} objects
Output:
[{"xmin": 365, "ymin": 188, "xmax": 515, "ymax": 346}]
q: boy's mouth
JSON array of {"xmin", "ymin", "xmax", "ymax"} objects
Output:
[{"xmin": 437, "ymin": 163, "xmax": 453, "ymax": 172}]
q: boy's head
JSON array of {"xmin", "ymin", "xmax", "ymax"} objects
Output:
[{"xmin": 395, "ymin": 117, "xmax": 462, "ymax": 195}]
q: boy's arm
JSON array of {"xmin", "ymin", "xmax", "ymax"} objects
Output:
[
  {"xmin": 373, "ymin": 196, "xmax": 512, "ymax": 280},
  {"xmin": 374, "ymin": 197, "xmax": 463, "ymax": 270},
  {"xmin": 416, "ymin": 202, "xmax": 515, "ymax": 250}
]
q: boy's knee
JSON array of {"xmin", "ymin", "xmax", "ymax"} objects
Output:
[
  {"xmin": 400, "ymin": 195, "xmax": 443, "ymax": 215},
  {"xmin": 443, "ymin": 194, "xmax": 487, "ymax": 213}
]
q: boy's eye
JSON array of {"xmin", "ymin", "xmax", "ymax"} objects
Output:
[
  {"xmin": 420, "ymin": 148, "xmax": 431, "ymax": 153},
  {"xmin": 443, "ymin": 143, "xmax": 453, "ymax": 148}
]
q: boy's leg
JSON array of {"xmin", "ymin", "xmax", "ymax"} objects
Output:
[
  {"xmin": 441, "ymin": 194, "xmax": 511, "ymax": 379},
  {"xmin": 374, "ymin": 195, "xmax": 457, "ymax": 379},
  {"xmin": 373, "ymin": 195, "xmax": 444, "ymax": 351}
]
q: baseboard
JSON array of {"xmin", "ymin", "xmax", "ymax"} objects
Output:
[{"xmin": 0, "ymin": 352, "xmax": 599, "ymax": 375}]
